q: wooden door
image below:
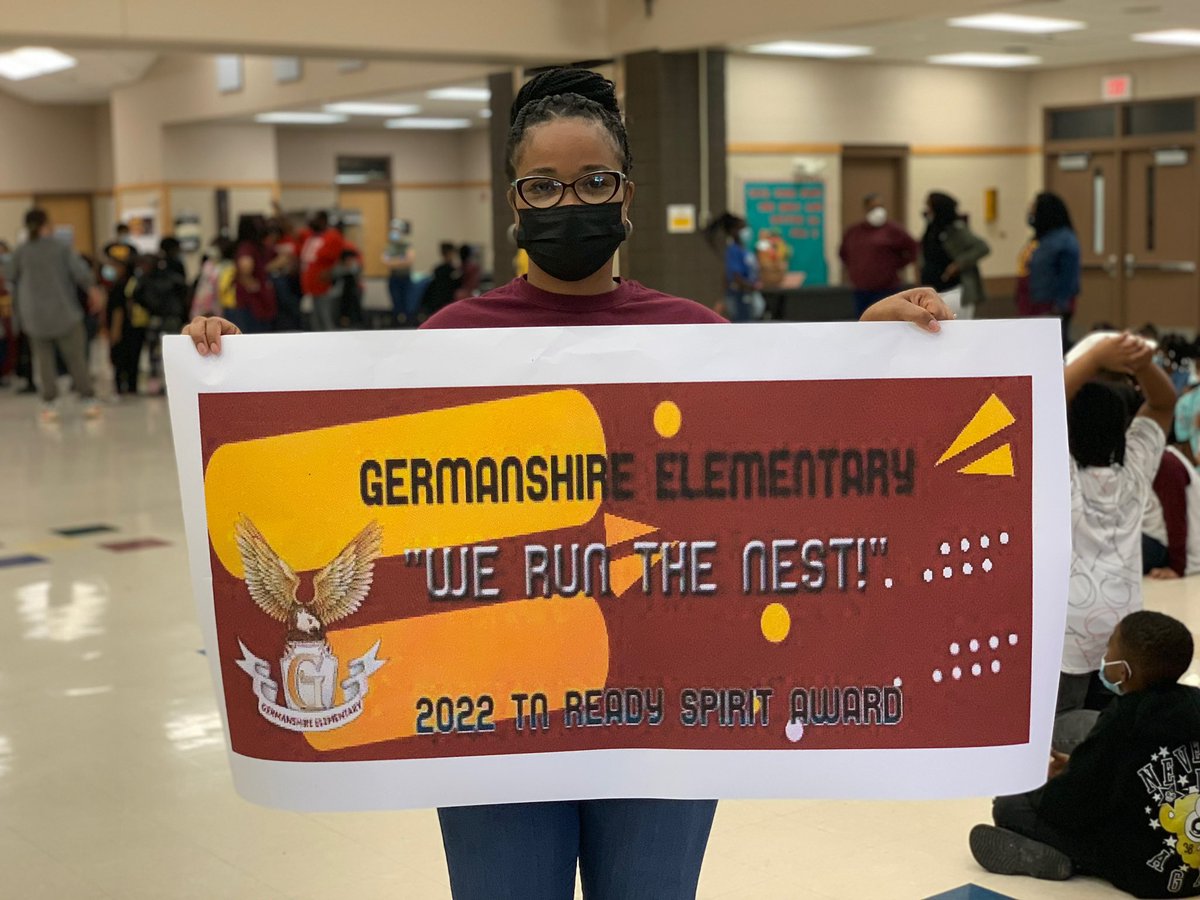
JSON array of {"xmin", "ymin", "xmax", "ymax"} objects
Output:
[
  {"xmin": 34, "ymin": 194, "xmax": 94, "ymax": 257},
  {"xmin": 337, "ymin": 188, "xmax": 391, "ymax": 278},
  {"xmin": 1122, "ymin": 148, "xmax": 1199, "ymax": 331},
  {"xmin": 840, "ymin": 151, "xmax": 906, "ymax": 236},
  {"xmin": 1045, "ymin": 152, "xmax": 1121, "ymax": 332}
]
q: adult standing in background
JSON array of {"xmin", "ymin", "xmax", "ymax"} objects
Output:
[
  {"xmin": 9, "ymin": 208, "xmax": 103, "ymax": 421},
  {"xmin": 1023, "ymin": 192, "xmax": 1081, "ymax": 349},
  {"xmin": 839, "ymin": 193, "xmax": 919, "ymax": 317},
  {"xmin": 300, "ymin": 210, "xmax": 346, "ymax": 331},
  {"xmin": 454, "ymin": 244, "xmax": 481, "ymax": 301},
  {"xmin": 920, "ymin": 191, "xmax": 990, "ymax": 318},
  {"xmin": 383, "ymin": 219, "xmax": 417, "ymax": 327}
]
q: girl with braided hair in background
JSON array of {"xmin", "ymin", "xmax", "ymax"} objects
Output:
[{"xmin": 183, "ymin": 66, "xmax": 954, "ymax": 898}]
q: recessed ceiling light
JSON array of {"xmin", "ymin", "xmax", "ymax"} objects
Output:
[
  {"xmin": 426, "ymin": 87, "xmax": 491, "ymax": 101},
  {"xmin": 1133, "ymin": 29, "xmax": 1200, "ymax": 47},
  {"xmin": 928, "ymin": 52, "xmax": 1041, "ymax": 68},
  {"xmin": 747, "ymin": 41, "xmax": 873, "ymax": 59},
  {"xmin": 949, "ymin": 13, "xmax": 1085, "ymax": 34},
  {"xmin": 385, "ymin": 117, "xmax": 473, "ymax": 129},
  {"xmin": 324, "ymin": 102, "xmax": 422, "ymax": 117},
  {"xmin": 254, "ymin": 111, "xmax": 349, "ymax": 125},
  {"xmin": 0, "ymin": 47, "xmax": 77, "ymax": 81}
]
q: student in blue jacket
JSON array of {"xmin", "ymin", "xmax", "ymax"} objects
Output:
[{"xmin": 1024, "ymin": 192, "xmax": 1081, "ymax": 349}]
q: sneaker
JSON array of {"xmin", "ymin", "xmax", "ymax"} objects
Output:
[
  {"xmin": 82, "ymin": 399, "xmax": 102, "ymax": 419},
  {"xmin": 969, "ymin": 824, "xmax": 1073, "ymax": 881},
  {"xmin": 39, "ymin": 404, "xmax": 59, "ymax": 424}
]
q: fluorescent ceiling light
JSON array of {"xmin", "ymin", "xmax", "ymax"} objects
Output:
[
  {"xmin": 0, "ymin": 47, "xmax": 76, "ymax": 81},
  {"xmin": 928, "ymin": 52, "xmax": 1041, "ymax": 68},
  {"xmin": 426, "ymin": 86, "xmax": 491, "ymax": 101},
  {"xmin": 747, "ymin": 41, "xmax": 873, "ymax": 59},
  {"xmin": 325, "ymin": 101, "xmax": 422, "ymax": 117},
  {"xmin": 479, "ymin": 108, "xmax": 493, "ymax": 119},
  {"xmin": 949, "ymin": 13, "xmax": 1085, "ymax": 34},
  {"xmin": 255, "ymin": 111, "xmax": 348, "ymax": 125},
  {"xmin": 386, "ymin": 117, "xmax": 473, "ymax": 129},
  {"xmin": 1133, "ymin": 29, "xmax": 1200, "ymax": 47}
]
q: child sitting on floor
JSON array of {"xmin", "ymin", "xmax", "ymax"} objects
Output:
[{"xmin": 971, "ymin": 611, "xmax": 1200, "ymax": 898}]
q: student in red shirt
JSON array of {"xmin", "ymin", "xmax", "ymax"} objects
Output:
[
  {"xmin": 298, "ymin": 210, "xmax": 345, "ymax": 330},
  {"xmin": 183, "ymin": 67, "xmax": 952, "ymax": 899}
]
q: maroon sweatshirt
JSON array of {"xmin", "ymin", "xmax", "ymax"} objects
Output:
[
  {"xmin": 1153, "ymin": 450, "xmax": 1192, "ymax": 576},
  {"xmin": 421, "ymin": 276, "xmax": 726, "ymax": 329}
]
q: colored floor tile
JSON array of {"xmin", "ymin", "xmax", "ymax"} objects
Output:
[
  {"xmin": 53, "ymin": 524, "xmax": 118, "ymax": 537},
  {"xmin": 925, "ymin": 885, "xmax": 1019, "ymax": 900},
  {"xmin": 0, "ymin": 554, "xmax": 47, "ymax": 569},
  {"xmin": 99, "ymin": 537, "xmax": 172, "ymax": 553}
]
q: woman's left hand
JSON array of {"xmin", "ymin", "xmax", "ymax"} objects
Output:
[{"xmin": 860, "ymin": 288, "xmax": 954, "ymax": 334}]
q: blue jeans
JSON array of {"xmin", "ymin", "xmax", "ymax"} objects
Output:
[
  {"xmin": 438, "ymin": 799, "xmax": 717, "ymax": 900},
  {"xmin": 388, "ymin": 271, "xmax": 415, "ymax": 325},
  {"xmin": 853, "ymin": 288, "xmax": 893, "ymax": 318}
]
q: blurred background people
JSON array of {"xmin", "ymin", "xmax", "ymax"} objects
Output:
[
  {"xmin": 383, "ymin": 219, "xmax": 416, "ymax": 327},
  {"xmin": 300, "ymin": 210, "xmax": 346, "ymax": 331},
  {"xmin": 920, "ymin": 191, "xmax": 990, "ymax": 319},
  {"xmin": 1020, "ymin": 192, "xmax": 1082, "ymax": 349},
  {"xmin": 422, "ymin": 242, "xmax": 460, "ymax": 318},
  {"xmin": 839, "ymin": 192, "xmax": 919, "ymax": 317},
  {"xmin": 707, "ymin": 212, "xmax": 761, "ymax": 323},
  {"xmin": 232, "ymin": 215, "xmax": 277, "ymax": 334},
  {"xmin": 8, "ymin": 208, "xmax": 102, "ymax": 420},
  {"xmin": 454, "ymin": 243, "xmax": 481, "ymax": 302}
]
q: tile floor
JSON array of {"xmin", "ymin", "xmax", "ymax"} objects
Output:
[{"xmin": 4, "ymin": 389, "xmax": 1198, "ymax": 899}]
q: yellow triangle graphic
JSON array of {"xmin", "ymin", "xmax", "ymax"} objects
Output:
[
  {"xmin": 604, "ymin": 513, "xmax": 658, "ymax": 546},
  {"xmin": 957, "ymin": 443, "xmax": 1015, "ymax": 477},
  {"xmin": 937, "ymin": 394, "xmax": 1016, "ymax": 466}
]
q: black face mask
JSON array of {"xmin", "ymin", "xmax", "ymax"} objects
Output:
[{"xmin": 516, "ymin": 202, "xmax": 627, "ymax": 282}]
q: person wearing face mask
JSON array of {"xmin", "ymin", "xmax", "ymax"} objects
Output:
[
  {"xmin": 971, "ymin": 611, "xmax": 1200, "ymax": 898},
  {"xmin": 1056, "ymin": 335, "xmax": 1175, "ymax": 747},
  {"xmin": 919, "ymin": 191, "xmax": 990, "ymax": 318},
  {"xmin": 838, "ymin": 193, "xmax": 919, "ymax": 317},
  {"xmin": 704, "ymin": 213, "xmax": 762, "ymax": 322},
  {"xmin": 183, "ymin": 67, "xmax": 954, "ymax": 900}
]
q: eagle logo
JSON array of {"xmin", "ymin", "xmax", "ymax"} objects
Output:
[{"xmin": 232, "ymin": 516, "xmax": 386, "ymax": 726}]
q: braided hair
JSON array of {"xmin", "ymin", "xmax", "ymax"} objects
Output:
[{"xmin": 506, "ymin": 68, "xmax": 632, "ymax": 180}]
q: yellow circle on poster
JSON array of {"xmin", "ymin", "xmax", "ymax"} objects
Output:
[
  {"xmin": 760, "ymin": 603, "xmax": 791, "ymax": 643},
  {"xmin": 654, "ymin": 400, "xmax": 682, "ymax": 438}
]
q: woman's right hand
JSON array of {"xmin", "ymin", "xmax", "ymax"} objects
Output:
[{"xmin": 182, "ymin": 316, "xmax": 241, "ymax": 356}]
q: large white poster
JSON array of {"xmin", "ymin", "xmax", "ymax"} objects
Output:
[{"xmin": 164, "ymin": 320, "xmax": 1069, "ymax": 811}]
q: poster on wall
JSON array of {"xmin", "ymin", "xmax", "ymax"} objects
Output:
[
  {"xmin": 122, "ymin": 207, "xmax": 160, "ymax": 254},
  {"xmin": 164, "ymin": 321, "xmax": 1069, "ymax": 811},
  {"xmin": 744, "ymin": 181, "xmax": 829, "ymax": 286}
]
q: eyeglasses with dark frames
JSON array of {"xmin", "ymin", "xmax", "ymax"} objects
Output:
[{"xmin": 511, "ymin": 170, "xmax": 626, "ymax": 209}]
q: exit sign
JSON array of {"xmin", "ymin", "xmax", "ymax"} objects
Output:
[{"xmin": 1102, "ymin": 74, "xmax": 1133, "ymax": 101}]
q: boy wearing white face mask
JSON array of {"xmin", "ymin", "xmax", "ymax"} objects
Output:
[
  {"xmin": 971, "ymin": 611, "xmax": 1200, "ymax": 898},
  {"xmin": 838, "ymin": 192, "xmax": 918, "ymax": 317}
]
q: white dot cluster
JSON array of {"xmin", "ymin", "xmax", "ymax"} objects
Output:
[
  {"xmin": 922, "ymin": 531, "xmax": 1011, "ymax": 585},
  {"xmin": 932, "ymin": 632, "xmax": 1019, "ymax": 685}
]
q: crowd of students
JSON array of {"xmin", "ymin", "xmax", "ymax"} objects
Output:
[
  {"xmin": 969, "ymin": 326, "xmax": 1200, "ymax": 898},
  {"xmin": 0, "ymin": 208, "xmax": 484, "ymax": 407}
]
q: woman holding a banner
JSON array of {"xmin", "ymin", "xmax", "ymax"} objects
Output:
[{"xmin": 183, "ymin": 67, "xmax": 953, "ymax": 900}]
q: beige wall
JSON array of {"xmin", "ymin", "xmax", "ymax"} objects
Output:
[
  {"xmin": 728, "ymin": 54, "xmax": 1033, "ymax": 147},
  {"xmin": 163, "ymin": 123, "xmax": 278, "ymax": 182},
  {"xmin": 0, "ymin": 92, "xmax": 101, "ymax": 193},
  {"xmin": 276, "ymin": 127, "xmax": 476, "ymax": 184},
  {"xmin": 726, "ymin": 54, "xmax": 1039, "ymax": 278}
]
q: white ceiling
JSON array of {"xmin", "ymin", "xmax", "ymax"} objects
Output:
[
  {"xmin": 240, "ymin": 80, "xmax": 493, "ymax": 130},
  {"xmin": 0, "ymin": 48, "xmax": 157, "ymax": 103},
  {"xmin": 762, "ymin": 0, "xmax": 1200, "ymax": 69}
]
